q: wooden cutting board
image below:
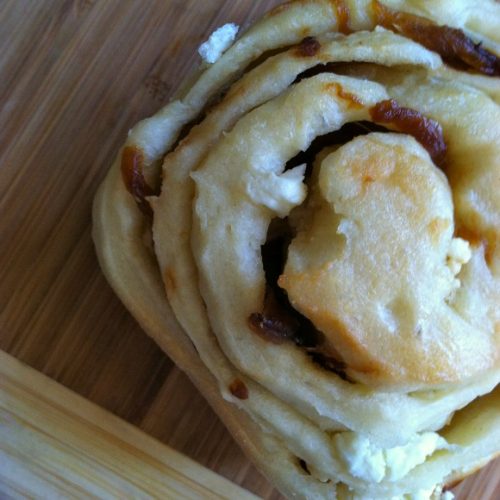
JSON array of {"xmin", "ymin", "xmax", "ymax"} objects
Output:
[{"xmin": 0, "ymin": 1, "xmax": 498, "ymax": 498}]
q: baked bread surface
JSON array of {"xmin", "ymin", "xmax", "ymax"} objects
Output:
[{"xmin": 93, "ymin": 1, "xmax": 500, "ymax": 498}]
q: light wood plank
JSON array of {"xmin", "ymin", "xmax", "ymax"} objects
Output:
[{"xmin": 0, "ymin": 350, "xmax": 257, "ymax": 500}]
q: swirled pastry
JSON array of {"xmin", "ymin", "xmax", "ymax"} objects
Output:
[{"xmin": 93, "ymin": 1, "xmax": 500, "ymax": 498}]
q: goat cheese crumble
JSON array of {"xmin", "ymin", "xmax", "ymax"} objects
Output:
[
  {"xmin": 333, "ymin": 431, "xmax": 451, "ymax": 483},
  {"xmin": 198, "ymin": 23, "xmax": 239, "ymax": 64}
]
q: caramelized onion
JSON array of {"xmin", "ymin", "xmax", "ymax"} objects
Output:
[
  {"xmin": 370, "ymin": 99, "xmax": 447, "ymax": 167},
  {"xmin": 229, "ymin": 379, "xmax": 249, "ymax": 400},
  {"xmin": 296, "ymin": 36, "xmax": 321, "ymax": 57},
  {"xmin": 120, "ymin": 146, "xmax": 157, "ymax": 217},
  {"xmin": 373, "ymin": 0, "xmax": 500, "ymax": 76}
]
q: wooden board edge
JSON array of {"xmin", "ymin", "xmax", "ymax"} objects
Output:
[{"xmin": 0, "ymin": 350, "xmax": 258, "ymax": 499}]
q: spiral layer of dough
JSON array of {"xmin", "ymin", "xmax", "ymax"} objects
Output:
[{"xmin": 94, "ymin": 1, "xmax": 500, "ymax": 498}]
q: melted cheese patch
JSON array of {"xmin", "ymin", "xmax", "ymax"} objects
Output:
[{"xmin": 279, "ymin": 133, "xmax": 492, "ymax": 387}]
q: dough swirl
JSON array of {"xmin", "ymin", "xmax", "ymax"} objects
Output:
[{"xmin": 94, "ymin": 1, "xmax": 500, "ymax": 498}]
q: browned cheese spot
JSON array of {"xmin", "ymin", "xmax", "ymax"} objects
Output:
[
  {"xmin": 324, "ymin": 82, "xmax": 364, "ymax": 108},
  {"xmin": 331, "ymin": 0, "xmax": 352, "ymax": 34},
  {"xmin": 363, "ymin": 174, "xmax": 375, "ymax": 184}
]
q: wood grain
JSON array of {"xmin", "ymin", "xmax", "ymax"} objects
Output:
[
  {"xmin": 0, "ymin": 350, "xmax": 257, "ymax": 500},
  {"xmin": 0, "ymin": 1, "xmax": 498, "ymax": 498}
]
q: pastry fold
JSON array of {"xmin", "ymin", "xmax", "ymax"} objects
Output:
[{"xmin": 93, "ymin": 1, "xmax": 500, "ymax": 498}]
